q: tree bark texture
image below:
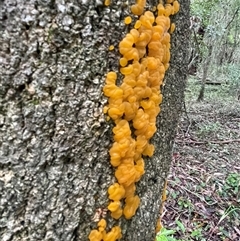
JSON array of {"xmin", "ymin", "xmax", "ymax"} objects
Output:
[{"xmin": 0, "ymin": 0, "xmax": 189, "ymax": 240}]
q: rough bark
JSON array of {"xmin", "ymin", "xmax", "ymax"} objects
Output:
[{"xmin": 0, "ymin": 0, "xmax": 189, "ymax": 240}]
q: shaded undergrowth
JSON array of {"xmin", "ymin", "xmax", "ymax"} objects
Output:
[{"xmin": 161, "ymin": 77, "xmax": 240, "ymax": 241}]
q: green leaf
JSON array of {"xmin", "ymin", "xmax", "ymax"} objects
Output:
[
  {"xmin": 191, "ymin": 228, "xmax": 202, "ymax": 237},
  {"xmin": 161, "ymin": 229, "xmax": 175, "ymax": 236},
  {"xmin": 176, "ymin": 220, "xmax": 186, "ymax": 233}
]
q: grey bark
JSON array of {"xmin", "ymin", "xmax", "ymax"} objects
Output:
[
  {"xmin": 0, "ymin": 0, "xmax": 189, "ymax": 240},
  {"xmin": 197, "ymin": 45, "xmax": 213, "ymax": 102}
]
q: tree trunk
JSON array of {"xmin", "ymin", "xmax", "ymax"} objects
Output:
[
  {"xmin": 197, "ymin": 45, "xmax": 213, "ymax": 102},
  {"xmin": 0, "ymin": 0, "xmax": 189, "ymax": 240}
]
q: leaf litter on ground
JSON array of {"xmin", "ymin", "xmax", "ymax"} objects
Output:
[{"xmin": 162, "ymin": 78, "xmax": 240, "ymax": 241}]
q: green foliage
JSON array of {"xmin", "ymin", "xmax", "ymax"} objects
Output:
[
  {"xmin": 190, "ymin": 0, "xmax": 220, "ymax": 26},
  {"xmin": 156, "ymin": 222, "xmax": 206, "ymax": 241},
  {"xmin": 196, "ymin": 122, "xmax": 221, "ymax": 138},
  {"xmin": 177, "ymin": 197, "xmax": 193, "ymax": 211},
  {"xmin": 221, "ymin": 206, "xmax": 240, "ymax": 220},
  {"xmin": 175, "ymin": 220, "xmax": 185, "ymax": 233},
  {"xmin": 225, "ymin": 64, "xmax": 240, "ymax": 95},
  {"xmin": 190, "ymin": 0, "xmax": 240, "ymax": 76},
  {"xmin": 156, "ymin": 228, "xmax": 182, "ymax": 241},
  {"xmin": 221, "ymin": 173, "xmax": 240, "ymax": 199}
]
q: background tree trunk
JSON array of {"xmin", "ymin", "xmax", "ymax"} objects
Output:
[
  {"xmin": 197, "ymin": 45, "xmax": 213, "ymax": 102},
  {"xmin": 0, "ymin": 0, "xmax": 189, "ymax": 240}
]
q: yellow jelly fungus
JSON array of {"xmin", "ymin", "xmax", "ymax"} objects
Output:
[
  {"xmin": 155, "ymin": 218, "xmax": 162, "ymax": 233},
  {"xmin": 124, "ymin": 16, "xmax": 132, "ymax": 25},
  {"xmin": 120, "ymin": 65, "xmax": 133, "ymax": 75},
  {"xmin": 99, "ymin": 0, "xmax": 180, "ymax": 239},
  {"xmin": 108, "ymin": 183, "xmax": 126, "ymax": 201},
  {"xmin": 108, "ymin": 201, "xmax": 121, "ymax": 212},
  {"xmin": 124, "ymin": 183, "xmax": 136, "ymax": 198},
  {"xmin": 162, "ymin": 180, "xmax": 168, "ymax": 202},
  {"xmin": 170, "ymin": 22, "xmax": 176, "ymax": 33},
  {"xmin": 107, "ymin": 71, "xmax": 117, "ymax": 79},
  {"xmin": 131, "ymin": 0, "xmax": 146, "ymax": 16},
  {"xmin": 109, "ymin": 45, "xmax": 114, "ymax": 50},
  {"xmin": 119, "ymin": 57, "xmax": 128, "ymax": 67},
  {"xmin": 155, "ymin": 180, "xmax": 168, "ymax": 236},
  {"xmin": 104, "ymin": 0, "xmax": 111, "ymax": 6},
  {"xmin": 131, "ymin": 5, "xmax": 144, "ymax": 16},
  {"xmin": 103, "ymin": 106, "xmax": 109, "ymax": 114},
  {"xmin": 115, "ymin": 163, "xmax": 137, "ymax": 187},
  {"xmin": 142, "ymin": 143, "xmax": 155, "ymax": 157},
  {"xmin": 98, "ymin": 219, "xmax": 107, "ymax": 229},
  {"xmin": 173, "ymin": 0, "xmax": 180, "ymax": 14},
  {"xmin": 123, "ymin": 195, "xmax": 140, "ymax": 219},
  {"xmin": 157, "ymin": 3, "xmax": 165, "ymax": 16},
  {"xmin": 134, "ymin": 20, "xmax": 142, "ymax": 29},
  {"xmin": 103, "ymin": 226, "xmax": 122, "ymax": 241},
  {"xmin": 89, "ymin": 230, "xmax": 103, "ymax": 241},
  {"xmin": 111, "ymin": 207, "xmax": 123, "ymax": 219}
]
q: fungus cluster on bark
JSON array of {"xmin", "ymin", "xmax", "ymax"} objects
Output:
[{"xmin": 89, "ymin": 1, "xmax": 180, "ymax": 240}]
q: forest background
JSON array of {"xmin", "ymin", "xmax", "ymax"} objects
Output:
[{"xmin": 158, "ymin": 0, "xmax": 240, "ymax": 240}]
